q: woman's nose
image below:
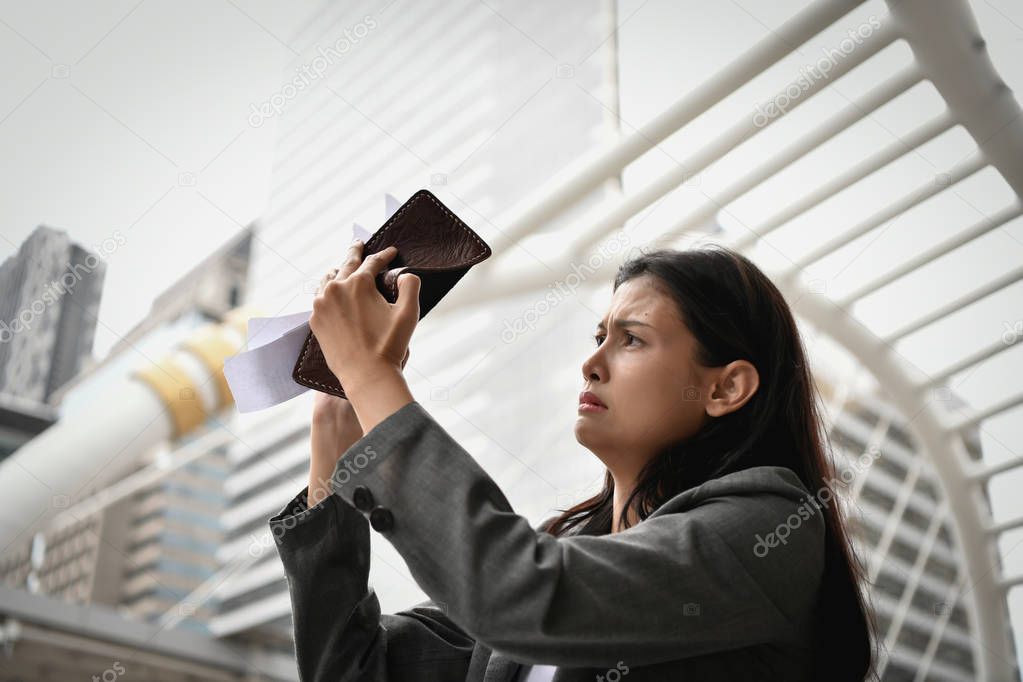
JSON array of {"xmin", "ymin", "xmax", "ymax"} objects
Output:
[{"xmin": 582, "ymin": 351, "xmax": 603, "ymax": 383}]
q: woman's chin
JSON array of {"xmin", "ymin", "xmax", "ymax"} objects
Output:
[{"xmin": 573, "ymin": 418, "xmax": 604, "ymax": 444}]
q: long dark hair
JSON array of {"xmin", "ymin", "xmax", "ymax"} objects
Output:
[{"xmin": 541, "ymin": 245, "xmax": 878, "ymax": 680}]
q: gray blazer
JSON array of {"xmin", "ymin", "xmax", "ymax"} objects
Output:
[{"xmin": 269, "ymin": 400, "xmax": 825, "ymax": 681}]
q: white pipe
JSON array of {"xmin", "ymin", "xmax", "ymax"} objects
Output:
[
  {"xmin": 884, "ymin": 263, "xmax": 1023, "ymax": 341},
  {"xmin": 49, "ymin": 426, "xmax": 238, "ymax": 534},
  {"xmin": 785, "ymin": 154, "xmax": 987, "ymax": 272},
  {"xmin": 730, "ymin": 109, "xmax": 955, "ymax": 251},
  {"xmin": 0, "ymin": 380, "xmax": 172, "ymax": 553},
  {"xmin": 669, "ymin": 65, "xmax": 923, "ymax": 245},
  {"xmin": 838, "ymin": 200, "xmax": 1023, "ymax": 305},
  {"xmin": 0, "ymin": 313, "xmax": 250, "ymax": 552},
  {"xmin": 440, "ymin": 0, "xmax": 869, "ymax": 308}
]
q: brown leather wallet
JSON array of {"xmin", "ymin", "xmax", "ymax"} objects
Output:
[{"xmin": 292, "ymin": 189, "xmax": 493, "ymax": 399}]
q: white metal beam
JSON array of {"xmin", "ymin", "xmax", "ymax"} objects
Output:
[
  {"xmin": 439, "ymin": 0, "xmax": 872, "ymax": 309},
  {"xmin": 414, "ymin": 0, "xmax": 1023, "ymax": 677},
  {"xmin": 730, "ymin": 108, "xmax": 953, "ymax": 252},
  {"xmin": 838, "ymin": 200, "xmax": 1023, "ymax": 306}
]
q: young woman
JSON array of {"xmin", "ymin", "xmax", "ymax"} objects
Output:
[{"xmin": 268, "ymin": 241, "xmax": 878, "ymax": 681}]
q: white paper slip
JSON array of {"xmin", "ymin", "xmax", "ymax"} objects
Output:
[
  {"xmin": 225, "ymin": 220, "xmax": 380, "ymax": 412},
  {"xmin": 223, "ymin": 310, "xmax": 314, "ymax": 413},
  {"xmin": 247, "ymin": 310, "xmax": 313, "ymax": 349}
]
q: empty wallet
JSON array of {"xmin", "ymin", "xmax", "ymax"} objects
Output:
[{"xmin": 292, "ymin": 189, "xmax": 493, "ymax": 399}]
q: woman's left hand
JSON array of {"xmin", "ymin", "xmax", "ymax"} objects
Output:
[{"xmin": 309, "ymin": 240, "xmax": 421, "ymax": 394}]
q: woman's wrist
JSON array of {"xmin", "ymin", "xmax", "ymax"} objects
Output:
[
  {"xmin": 312, "ymin": 399, "xmax": 361, "ymax": 432},
  {"xmin": 310, "ymin": 417, "xmax": 361, "ymax": 465},
  {"xmin": 307, "ymin": 456, "xmax": 337, "ymax": 509},
  {"xmin": 345, "ymin": 364, "xmax": 414, "ymax": 435}
]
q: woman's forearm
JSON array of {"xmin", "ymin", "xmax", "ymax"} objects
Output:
[
  {"xmin": 304, "ymin": 366, "xmax": 413, "ymax": 508},
  {"xmin": 307, "ymin": 457, "xmax": 337, "ymax": 509},
  {"xmin": 307, "ymin": 417, "xmax": 362, "ymax": 508}
]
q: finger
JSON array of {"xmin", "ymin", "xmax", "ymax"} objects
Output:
[
  {"xmin": 395, "ymin": 272, "xmax": 421, "ymax": 320},
  {"xmin": 337, "ymin": 240, "xmax": 365, "ymax": 280},
  {"xmin": 352, "ymin": 244, "xmax": 398, "ymax": 279},
  {"xmin": 317, "ymin": 267, "xmax": 339, "ymax": 294}
]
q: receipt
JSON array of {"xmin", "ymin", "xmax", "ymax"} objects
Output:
[
  {"xmin": 223, "ymin": 216, "xmax": 384, "ymax": 412},
  {"xmin": 223, "ymin": 310, "xmax": 315, "ymax": 413}
]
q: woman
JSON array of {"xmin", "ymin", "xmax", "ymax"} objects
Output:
[{"xmin": 268, "ymin": 240, "xmax": 878, "ymax": 681}]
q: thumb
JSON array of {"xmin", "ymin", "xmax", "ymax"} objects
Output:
[{"xmin": 396, "ymin": 273, "xmax": 421, "ymax": 318}]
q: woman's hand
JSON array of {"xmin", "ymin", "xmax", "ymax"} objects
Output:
[
  {"xmin": 309, "ymin": 241, "xmax": 421, "ymax": 393},
  {"xmin": 306, "ymin": 254, "xmax": 415, "ymax": 507}
]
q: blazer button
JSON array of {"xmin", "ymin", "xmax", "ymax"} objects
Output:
[
  {"xmin": 352, "ymin": 485, "xmax": 374, "ymax": 512},
  {"xmin": 369, "ymin": 506, "xmax": 394, "ymax": 533}
]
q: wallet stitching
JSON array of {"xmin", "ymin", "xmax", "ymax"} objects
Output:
[
  {"xmin": 296, "ymin": 336, "xmax": 339, "ymax": 392},
  {"xmin": 365, "ymin": 190, "xmax": 490, "ymax": 267},
  {"xmin": 294, "ymin": 191, "xmax": 490, "ymax": 394}
]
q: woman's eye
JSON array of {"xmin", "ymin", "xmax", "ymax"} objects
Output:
[{"xmin": 593, "ymin": 333, "xmax": 639, "ymax": 347}]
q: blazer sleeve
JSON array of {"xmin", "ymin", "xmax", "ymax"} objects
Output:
[
  {"xmin": 326, "ymin": 400, "xmax": 826, "ymax": 669},
  {"xmin": 269, "ymin": 485, "xmax": 475, "ymax": 682}
]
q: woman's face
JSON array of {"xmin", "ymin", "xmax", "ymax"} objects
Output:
[{"xmin": 575, "ymin": 275, "xmax": 712, "ymax": 472}]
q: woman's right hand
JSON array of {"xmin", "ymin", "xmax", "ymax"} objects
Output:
[
  {"xmin": 309, "ymin": 263, "xmax": 411, "ymax": 437},
  {"xmin": 307, "ymin": 265, "xmax": 410, "ymax": 505}
]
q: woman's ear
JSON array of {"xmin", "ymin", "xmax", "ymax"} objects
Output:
[{"xmin": 705, "ymin": 360, "xmax": 759, "ymax": 417}]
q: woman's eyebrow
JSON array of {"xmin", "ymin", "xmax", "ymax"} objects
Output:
[{"xmin": 596, "ymin": 319, "xmax": 654, "ymax": 330}]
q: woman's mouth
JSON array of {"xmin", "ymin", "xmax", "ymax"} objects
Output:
[{"xmin": 578, "ymin": 391, "xmax": 608, "ymax": 411}]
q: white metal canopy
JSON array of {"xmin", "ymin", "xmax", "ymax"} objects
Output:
[{"xmin": 433, "ymin": 1, "xmax": 1023, "ymax": 679}]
